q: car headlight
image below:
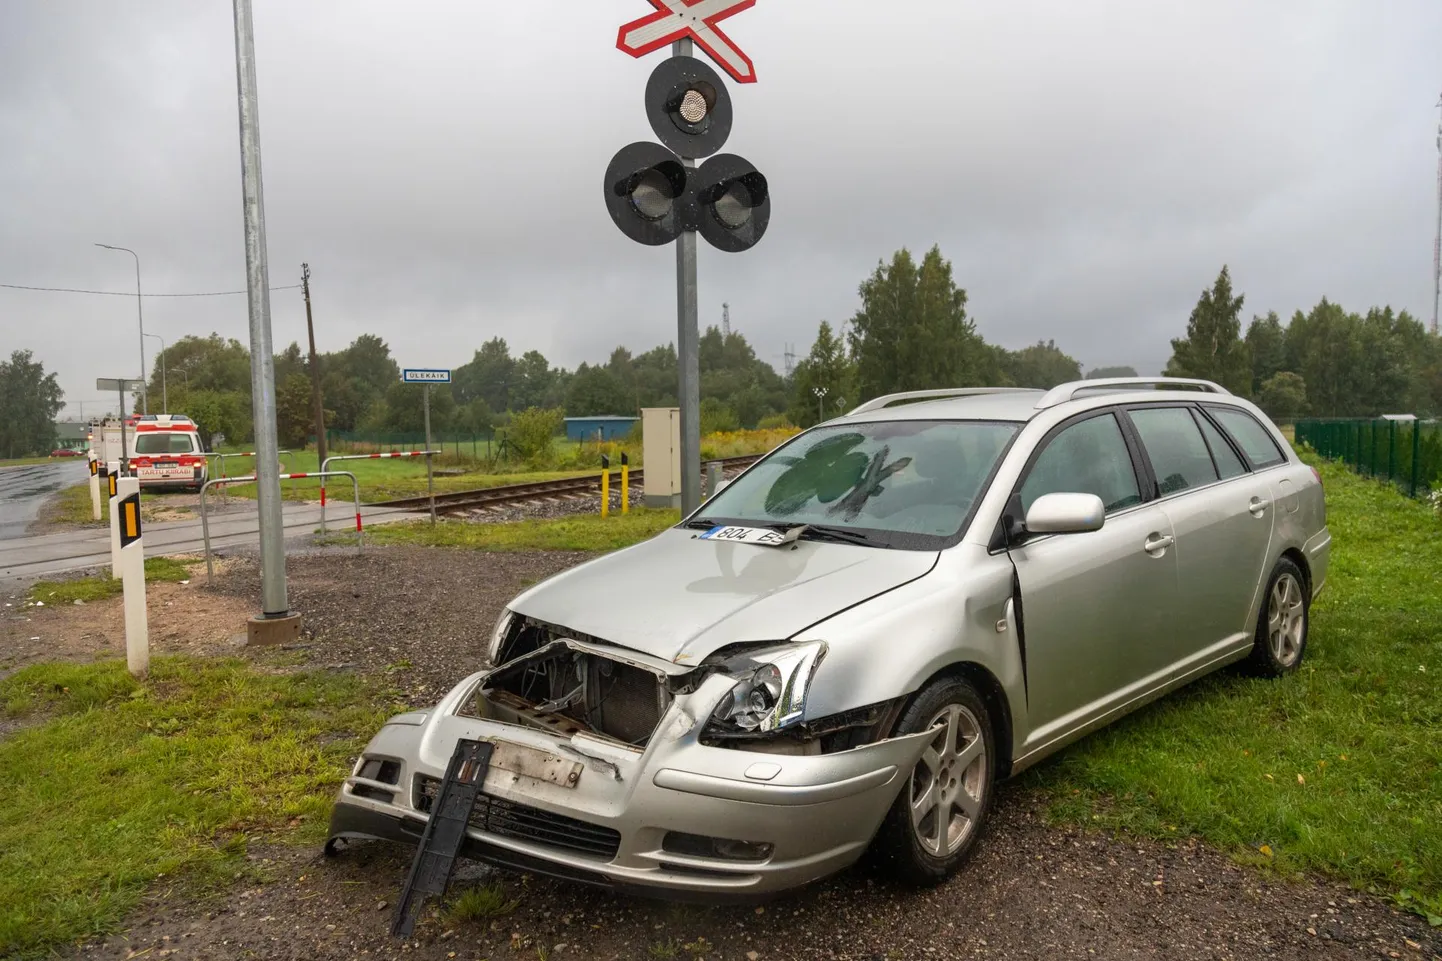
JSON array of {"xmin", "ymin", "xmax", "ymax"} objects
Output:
[
  {"xmin": 486, "ymin": 610, "xmax": 514, "ymax": 664},
  {"xmin": 706, "ymin": 641, "xmax": 827, "ymax": 736}
]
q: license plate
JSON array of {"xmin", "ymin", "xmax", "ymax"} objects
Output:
[
  {"xmin": 700, "ymin": 525, "xmax": 791, "ymax": 546},
  {"xmin": 482, "ymin": 739, "xmax": 583, "ymax": 790},
  {"xmin": 157, "ymin": 462, "xmax": 178, "ymax": 469}
]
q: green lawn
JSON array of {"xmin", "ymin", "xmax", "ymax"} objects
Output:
[
  {"xmin": 0, "ymin": 657, "xmax": 391, "ymax": 959},
  {"xmin": 26, "ymin": 557, "xmax": 195, "ymax": 604},
  {"xmin": 0, "ymin": 456, "xmax": 61, "ymax": 469},
  {"xmin": 357, "ymin": 508, "xmax": 681, "ymax": 552},
  {"xmin": 1026, "ymin": 457, "xmax": 1442, "ymax": 922}
]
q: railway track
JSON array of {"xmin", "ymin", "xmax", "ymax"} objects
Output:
[{"xmin": 371, "ymin": 454, "xmax": 764, "ymax": 515}]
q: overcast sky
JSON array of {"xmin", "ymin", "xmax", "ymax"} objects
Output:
[{"xmin": 3, "ymin": 0, "xmax": 1439, "ymax": 419}]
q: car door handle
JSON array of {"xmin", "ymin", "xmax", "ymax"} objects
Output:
[
  {"xmin": 1143, "ymin": 533, "xmax": 1174, "ymax": 554},
  {"xmin": 1249, "ymin": 497, "xmax": 1271, "ymax": 517}
]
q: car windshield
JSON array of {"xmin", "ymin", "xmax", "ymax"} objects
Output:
[
  {"xmin": 696, "ymin": 420, "xmax": 1020, "ymax": 549},
  {"xmin": 135, "ymin": 433, "xmax": 196, "ymax": 455}
]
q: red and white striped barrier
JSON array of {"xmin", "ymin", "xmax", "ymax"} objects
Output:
[
  {"xmin": 320, "ymin": 451, "xmax": 439, "ymax": 531},
  {"xmin": 198, "ymin": 469, "xmax": 363, "ymax": 582}
]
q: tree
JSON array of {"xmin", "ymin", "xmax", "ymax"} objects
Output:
[
  {"xmin": 511, "ymin": 350, "xmax": 559, "ymax": 410},
  {"xmin": 1003, "ymin": 340, "xmax": 1082, "ymax": 388},
  {"xmin": 566, "ymin": 363, "xmax": 632, "ymax": 416},
  {"xmin": 322, "ymin": 335, "xmax": 399, "ymax": 431},
  {"xmin": 1244, "ymin": 312, "xmax": 1287, "ymax": 395},
  {"xmin": 1086, "ymin": 366, "xmax": 1139, "ymax": 379},
  {"xmin": 0, "ymin": 350, "xmax": 64, "ymax": 457},
  {"xmin": 1164, "ymin": 265, "xmax": 1252, "ymax": 395},
  {"xmin": 275, "ymin": 373, "xmax": 318, "ymax": 448},
  {"xmin": 183, "ymin": 389, "xmax": 250, "ymax": 448},
  {"xmin": 848, "ymin": 245, "xmax": 989, "ymax": 399},
  {"xmin": 788, "ymin": 321, "xmax": 855, "ymax": 426},
  {"xmin": 454, "ymin": 338, "xmax": 517, "ymax": 412},
  {"xmin": 148, "ymin": 333, "xmax": 252, "ymax": 402},
  {"xmin": 383, "ymin": 382, "xmax": 457, "ymax": 434},
  {"xmin": 700, "ymin": 397, "xmax": 740, "ymax": 434},
  {"xmin": 1257, "ymin": 372, "xmax": 1308, "ymax": 421}
]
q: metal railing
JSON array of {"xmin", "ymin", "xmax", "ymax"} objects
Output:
[
  {"xmin": 319, "ymin": 450, "xmax": 439, "ymax": 532},
  {"xmin": 199, "ymin": 469, "xmax": 361, "ymax": 583},
  {"xmin": 1294, "ymin": 417, "xmax": 1440, "ymax": 498}
]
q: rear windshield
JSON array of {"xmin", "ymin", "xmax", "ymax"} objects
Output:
[
  {"xmin": 135, "ymin": 433, "xmax": 197, "ymax": 455},
  {"xmin": 696, "ymin": 420, "xmax": 1020, "ymax": 549}
]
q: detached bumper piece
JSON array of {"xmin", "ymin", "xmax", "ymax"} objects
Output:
[{"xmin": 391, "ymin": 739, "xmax": 494, "ymax": 938}]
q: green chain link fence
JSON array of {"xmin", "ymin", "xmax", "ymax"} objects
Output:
[
  {"xmin": 1294, "ymin": 417, "xmax": 1441, "ymax": 499},
  {"xmin": 315, "ymin": 429, "xmax": 506, "ymax": 461}
]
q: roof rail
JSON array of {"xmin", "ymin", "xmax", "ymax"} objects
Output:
[
  {"xmin": 1034, "ymin": 377, "xmax": 1230, "ymax": 410},
  {"xmin": 847, "ymin": 387, "xmax": 1038, "ymax": 417}
]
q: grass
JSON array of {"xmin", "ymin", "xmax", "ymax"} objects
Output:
[
  {"xmin": 355, "ymin": 509, "xmax": 681, "ymax": 553},
  {"xmin": 26, "ymin": 557, "xmax": 194, "ymax": 604},
  {"xmin": 0, "ymin": 657, "xmax": 390, "ymax": 959},
  {"xmin": 1026, "ymin": 455, "xmax": 1442, "ymax": 921},
  {"xmin": 444, "ymin": 881, "xmax": 520, "ymax": 923},
  {"xmin": 0, "ymin": 456, "xmax": 63, "ymax": 468}
]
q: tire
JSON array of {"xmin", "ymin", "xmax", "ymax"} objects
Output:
[
  {"xmin": 1245, "ymin": 556, "xmax": 1310, "ymax": 677},
  {"xmin": 870, "ymin": 676, "xmax": 996, "ymax": 886}
]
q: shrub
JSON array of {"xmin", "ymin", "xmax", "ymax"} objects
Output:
[{"xmin": 503, "ymin": 407, "xmax": 564, "ymax": 465}]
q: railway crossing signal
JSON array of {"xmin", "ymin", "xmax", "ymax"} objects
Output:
[{"xmin": 606, "ymin": 2, "xmax": 769, "ymax": 514}]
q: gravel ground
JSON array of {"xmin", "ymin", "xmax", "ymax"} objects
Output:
[
  {"xmin": 71, "ymin": 788, "xmax": 1440, "ymax": 961},
  {"xmin": 18, "ymin": 545, "xmax": 1441, "ymax": 960}
]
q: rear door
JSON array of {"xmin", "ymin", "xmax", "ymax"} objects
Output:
[
  {"xmin": 1006, "ymin": 410, "xmax": 1181, "ymax": 753},
  {"xmin": 1124, "ymin": 405, "xmax": 1276, "ymax": 671}
]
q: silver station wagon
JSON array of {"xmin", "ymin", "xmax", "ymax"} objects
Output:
[{"xmin": 328, "ymin": 377, "xmax": 1330, "ymax": 899}]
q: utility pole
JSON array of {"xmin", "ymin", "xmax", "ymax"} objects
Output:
[
  {"xmin": 232, "ymin": 0, "xmax": 299, "ymax": 644},
  {"xmin": 302, "ymin": 263, "xmax": 327, "ymax": 469}
]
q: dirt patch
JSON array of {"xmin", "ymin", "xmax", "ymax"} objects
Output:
[
  {"xmin": 68, "ymin": 789, "xmax": 1440, "ymax": 961},
  {"xmin": 1, "ymin": 559, "xmax": 254, "ymax": 674},
  {"xmin": 203, "ymin": 547, "xmax": 589, "ymax": 705}
]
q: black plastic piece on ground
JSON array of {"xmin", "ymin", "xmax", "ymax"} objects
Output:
[{"xmin": 390, "ymin": 739, "xmax": 494, "ymax": 938}]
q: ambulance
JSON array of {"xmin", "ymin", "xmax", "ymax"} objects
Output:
[{"xmin": 128, "ymin": 414, "xmax": 210, "ymax": 490}]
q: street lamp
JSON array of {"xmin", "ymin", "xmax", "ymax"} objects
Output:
[
  {"xmin": 813, "ymin": 385, "xmax": 829, "ymax": 423},
  {"xmin": 144, "ymin": 332, "xmax": 166, "ymax": 412},
  {"xmin": 95, "ymin": 243, "xmax": 147, "ymax": 414},
  {"xmin": 169, "ymin": 367, "xmax": 190, "ymax": 390}
]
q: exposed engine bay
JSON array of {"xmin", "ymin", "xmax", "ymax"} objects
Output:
[{"xmin": 467, "ymin": 616, "xmax": 902, "ymax": 754}]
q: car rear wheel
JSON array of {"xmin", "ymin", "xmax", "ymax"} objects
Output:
[
  {"xmin": 1246, "ymin": 556, "xmax": 1309, "ymax": 676},
  {"xmin": 870, "ymin": 676, "xmax": 995, "ymax": 885}
]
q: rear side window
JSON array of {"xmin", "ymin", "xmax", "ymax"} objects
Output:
[
  {"xmin": 1194, "ymin": 412, "xmax": 1247, "ymax": 479},
  {"xmin": 1209, "ymin": 408, "xmax": 1287, "ymax": 468},
  {"xmin": 1020, "ymin": 413, "xmax": 1141, "ymax": 514},
  {"xmin": 1129, "ymin": 407, "xmax": 1219, "ymax": 495}
]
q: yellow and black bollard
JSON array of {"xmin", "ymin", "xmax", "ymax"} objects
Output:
[
  {"xmin": 600, "ymin": 454, "xmax": 611, "ymax": 518},
  {"xmin": 620, "ymin": 452, "xmax": 630, "ymax": 515}
]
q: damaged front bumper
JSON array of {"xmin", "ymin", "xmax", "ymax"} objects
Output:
[{"xmin": 327, "ymin": 648, "xmax": 933, "ymax": 899}]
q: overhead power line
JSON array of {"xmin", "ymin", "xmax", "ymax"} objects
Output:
[{"xmin": 0, "ymin": 282, "xmax": 303, "ymax": 298}]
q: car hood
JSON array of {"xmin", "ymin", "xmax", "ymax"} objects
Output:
[{"xmin": 507, "ymin": 528, "xmax": 938, "ymax": 665}]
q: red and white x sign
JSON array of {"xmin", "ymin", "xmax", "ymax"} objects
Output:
[{"xmin": 617, "ymin": 0, "xmax": 757, "ymax": 84}]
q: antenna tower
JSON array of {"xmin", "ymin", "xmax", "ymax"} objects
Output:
[
  {"xmin": 722, "ymin": 302, "xmax": 731, "ymax": 338},
  {"xmin": 783, "ymin": 343, "xmax": 796, "ymax": 378}
]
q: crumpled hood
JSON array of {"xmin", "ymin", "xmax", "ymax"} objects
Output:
[{"xmin": 507, "ymin": 528, "xmax": 938, "ymax": 665}]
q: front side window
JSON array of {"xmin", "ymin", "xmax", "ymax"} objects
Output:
[
  {"xmin": 135, "ymin": 433, "xmax": 196, "ymax": 455},
  {"xmin": 1208, "ymin": 408, "xmax": 1286, "ymax": 468},
  {"xmin": 1020, "ymin": 413, "xmax": 1141, "ymax": 515},
  {"xmin": 1130, "ymin": 407, "xmax": 1219, "ymax": 495},
  {"xmin": 697, "ymin": 420, "xmax": 1021, "ymax": 547}
]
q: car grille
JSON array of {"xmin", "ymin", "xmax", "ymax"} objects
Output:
[{"xmin": 413, "ymin": 775, "xmax": 621, "ymax": 861}]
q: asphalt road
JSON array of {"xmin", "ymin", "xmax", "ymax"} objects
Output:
[
  {"xmin": 0, "ymin": 460, "xmax": 88, "ymax": 541},
  {"xmin": 0, "ymin": 500, "xmax": 425, "ymax": 584}
]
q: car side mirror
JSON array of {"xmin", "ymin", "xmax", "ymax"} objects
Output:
[{"xmin": 1024, "ymin": 492, "xmax": 1105, "ymax": 535}]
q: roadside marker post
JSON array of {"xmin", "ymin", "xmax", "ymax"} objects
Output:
[
  {"xmin": 621, "ymin": 453, "xmax": 631, "ymax": 514},
  {"xmin": 88, "ymin": 455, "xmax": 102, "ymax": 521},
  {"xmin": 114, "ymin": 476, "xmax": 150, "ymax": 677},
  {"xmin": 601, "ymin": 455, "xmax": 612, "ymax": 518},
  {"xmin": 107, "ymin": 470, "xmax": 121, "ymax": 578},
  {"xmin": 402, "ymin": 369, "xmax": 451, "ymax": 526}
]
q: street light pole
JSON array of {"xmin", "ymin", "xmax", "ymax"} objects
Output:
[
  {"xmin": 169, "ymin": 367, "xmax": 190, "ymax": 390},
  {"xmin": 95, "ymin": 244, "xmax": 147, "ymax": 414},
  {"xmin": 144, "ymin": 333, "xmax": 167, "ymax": 412}
]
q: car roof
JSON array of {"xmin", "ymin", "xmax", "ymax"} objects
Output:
[{"xmin": 838, "ymin": 378, "xmax": 1244, "ymax": 425}]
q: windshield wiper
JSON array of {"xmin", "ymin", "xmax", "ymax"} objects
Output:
[
  {"xmin": 795, "ymin": 524, "xmax": 876, "ymax": 546},
  {"xmin": 682, "ymin": 517, "xmax": 724, "ymax": 530}
]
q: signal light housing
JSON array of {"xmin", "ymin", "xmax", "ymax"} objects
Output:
[
  {"xmin": 603, "ymin": 142, "xmax": 692, "ymax": 246},
  {"xmin": 645, "ymin": 56, "xmax": 734, "ymax": 159},
  {"xmin": 693, "ymin": 154, "xmax": 770, "ymax": 252}
]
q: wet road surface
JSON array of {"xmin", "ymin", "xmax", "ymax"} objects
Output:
[{"xmin": 0, "ymin": 461, "xmax": 87, "ymax": 541}]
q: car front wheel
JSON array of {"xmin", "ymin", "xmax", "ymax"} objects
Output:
[{"xmin": 870, "ymin": 676, "xmax": 995, "ymax": 885}]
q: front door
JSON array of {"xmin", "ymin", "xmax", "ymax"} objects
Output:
[{"xmin": 1006, "ymin": 412, "xmax": 1181, "ymax": 754}]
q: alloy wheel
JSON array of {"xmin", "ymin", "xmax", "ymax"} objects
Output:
[
  {"xmin": 909, "ymin": 704, "xmax": 987, "ymax": 858},
  {"xmin": 1267, "ymin": 572, "xmax": 1306, "ymax": 667}
]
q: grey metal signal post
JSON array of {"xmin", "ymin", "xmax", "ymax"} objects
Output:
[
  {"xmin": 96, "ymin": 378, "xmax": 145, "ymax": 476},
  {"xmin": 403, "ymin": 369, "xmax": 451, "ymax": 526},
  {"xmin": 674, "ymin": 36, "xmax": 702, "ymax": 515},
  {"xmin": 232, "ymin": 0, "xmax": 298, "ymax": 645}
]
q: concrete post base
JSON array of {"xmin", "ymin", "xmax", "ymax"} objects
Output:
[{"xmin": 247, "ymin": 612, "xmax": 303, "ymax": 647}]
